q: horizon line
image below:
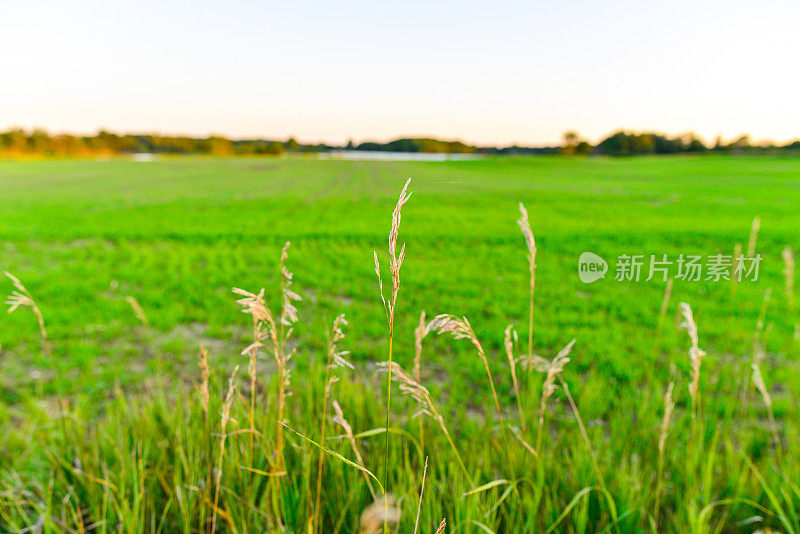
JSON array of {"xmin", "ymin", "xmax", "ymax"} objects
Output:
[{"xmin": 2, "ymin": 125, "xmax": 799, "ymax": 149}]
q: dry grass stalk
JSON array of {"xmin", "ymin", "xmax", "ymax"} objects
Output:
[
  {"xmin": 332, "ymin": 400, "xmax": 377, "ymax": 500},
  {"xmin": 528, "ymin": 339, "xmax": 575, "ymax": 452},
  {"xmin": 783, "ymin": 246, "xmax": 795, "ymax": 311},
  {"xmin": 374, "ymin": 177, "xmax": 413, "ymax": 321},
  {"xmin": 517, "ymin": 203, "xmax": 537, "ymax": 364},
  {"xmin": 278, "ymin": 242, "xmax": 301, "ymax": 441},
  {"xmin": 678, "ymin": 302, "xmax": 705, "ymax": 423},
  {"xmin": 426, "ymin": 314, "xmax": 504, "ymax": 425},
  {"xmin": 211, "ymin": 365, "xmax": 239, "ymax": 534},
  {"xmin": 377, "ymin": 361, "xmax": 472, "ymax": 482},
  {"xmin": 434, "ymin": 518, "xmax": 446, "ymax": 534},
  {"xmin": 4, "ymin": 272, "xmax": 51, "ymax": 358},
  {"xmin": 199, "ymin": 345, "xmax": 210, "ymax": 415},
  {"xmin": 239, "ymin": 243, "xmax": 299, "ymax": 476},
  {"xmin": 124, "ymin": 295, "xmax": 149, "ymax": 327},
  {"xmin": 232, "ymin": 242, "xmax": 299, "ymax": 499},
  {"xmin": 751, "ymin": 363, "xmax": 780, "ymax": 452},
  {"xmin": 747, "ymin": 216, "xmax": 761, "ymax": 258},
  {"xmin": 233, "ymin": 285, "xmax": 275, "ymax": 507},
  {"xmin": 414, "ymin": 310, "xmax": 427, "ymax": 456},
  {"xmin": 314, "ymin": 314, "xmax": 350, "ymax": 533},
  {"xmin": 359, "ymin": 495, "xmax": 400, "ymax": 534},
  {"xmin": 655, "ymin": 278, "xmax": 673, "ymax": 342},
  {"xmin": 388, "ymin": 180, "xmax": 413, "ymax": 307},
  {"xmin": 275, "ymin": 242, "xmax": 300, "ymax": 492},
  {"xmin": 198, "ymin": 344, "xmax": 212, "ymax": 525},
  {"xmin": 374, "ymin": 178, "xmax": 412, "ymax": 499},
  {"xmin": 653, "ymin": 382, "xmax": 675, "ymax": 528},
  {"xmin": 373, "ymin": 252, "xmax": 388, "ymax": 318},
  {"xmin": 753, "ymin": 288, "xmax": 771, "ymax": 367},
  {"xmin": 731, "ymin": 242, "xmax": 743, "ymax": 295},
  {"xmin": 509, "ymin": 425, "xmax": 538, "ymax": 458},
  {"xmin": 504, "ymin": 325, "xmax": 526, "ymax": 432},
  {"xmin": 413, "ymin": 457, "xmax": 428, "ymax": 534},
  {"xmin": 557, "ymin": 375, "xmax": 616, "ymax": 522}
]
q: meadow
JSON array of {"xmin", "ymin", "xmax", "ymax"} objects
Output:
[{"xmin": 1, "ymin": 154, "xmax": 799, "ymax": 532}]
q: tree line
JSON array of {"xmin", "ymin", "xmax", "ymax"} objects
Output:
[{"xmin": 2, "ymin": 128, "xmax": 799, "ymax": 157}]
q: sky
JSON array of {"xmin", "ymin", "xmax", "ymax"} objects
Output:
[{"xmin": 2, "ymin": 0, "xmax": 800, "ymax": 146}]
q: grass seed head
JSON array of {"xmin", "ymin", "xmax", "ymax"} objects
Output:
[
  {"xmin": 280, "ymin": 241, "xmax": 302, "ymax": 328},
  {"xmin": 199, "ymin": 345, "xmax": 210, "ymax": 414},
  {"xmin": 221, "ymin": 365, "xmax": 239, "ymax": 431},
  {"xmin": 531, "ymin": 339, "xmax": 574, "ymax": 379},
  {"xmin": 4, "ymin": 272, "xmax": 50, "ymax": 357},
  {"xmin": 751, "ymin": 363, "xmax": 772, "ymax": 410},
  {"xmin": 678, "ymin": 302, "xmax": 705, "ymax": 417},
  {"xmin": 414, "ymin": 310, "xmax": 427, "ymax": 379},
  {"xmin": 426, "ymin": 314, "xmax": 482, "ymax": 353},
  {"xmin": 783, "ymin": 246, "xmax": 795, "ymax": 310},
  {"xmin": 4, "ymin": 271, "xmax": 32, "ymax": 312},
  {"xmin": 658, "ymin": 382, "xmax": 675, "ymax": 454},
  {"xmin": 359, "ymin": 494, "xmax": 400, "ymax": 534},
  {"xmin": 747, "ymin": 216, "xmax": 761, "ymax": 258},
  {"xmin": 328, "ymin": 314, "xmax": 353, "ymax": 369},
  {"xmin": 377, "ymin": 361, "xmax": 437, "ymax": 420},
  {"xmin": 517, "ymin": 202, "xmax": 536, "ymax": 267},
  {"xmin": 124, "ymin": 295, "xmax": 149, "ymax": 327}
]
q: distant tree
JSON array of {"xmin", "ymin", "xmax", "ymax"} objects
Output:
[
  {"xmin": 593, "ymin": 130, "xmax": 708, "ymax": 156},
  {"xmin": 593, "ymin": 131, "xmax": 631, "ymax": 155},
  {"xmin": 265, "ymin": 141, "xmax": 285, "ymax": 155},
  {"xmin": 730, "ymin": 135, "xmax": 751, "ymax": 149},
  {"xmin": 685, "ymin": 136, "xmax": 707, "ymax": 153},
  {"xmin": 561, "ymin": 131, "xmax": 579, "ymax": 155},
  {"xmin": 204, "ymin": 136, "xmax": 232, "ymax": 155},
  {"xmin": 561, "ymin": 131, "xmax": 593, "ymax": 155},
  {"xmin": 784, "ymin": 140, "xmax": 800, "ymax": 150},
  {"xmin": 575, "ymin": 141, "xmax": 592, "ymax": 155}
]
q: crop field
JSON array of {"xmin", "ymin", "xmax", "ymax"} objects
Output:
[{"xmin": 1, "ymin": 155, "xmax": 800, "ymax": 532}]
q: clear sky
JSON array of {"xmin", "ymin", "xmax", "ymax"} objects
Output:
[{"xmin": 2, "ymin": 0, "xmax": 799, "ymax": 146}]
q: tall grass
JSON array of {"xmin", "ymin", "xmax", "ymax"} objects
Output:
[
  {"xmin": 314, "ymin": 314, "xmax": 351, "ymax": 533},
  {"xmin": 373, "ymin": 177, "xmax": 412, "ymax": 505},
  {"xmin": 516, "ymin": 203, "xmax": 537, "ymax": 386},
  {"xmin": 1, "ymin": 181, "xmax": 799, "ymax": 533}
]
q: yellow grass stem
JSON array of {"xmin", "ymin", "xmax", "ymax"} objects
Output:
[
  {"xmin": 517, "ymin": 203, "xmax": 537, "ymax": 369},
  {"xmin": 653, "ymin": 382, "xmax": 674, "ymax": 529},
  {"xmin": 314, "ymin": 314, "xmax": 349, "ymax": 533},
  {"xmin": 374, "ymin": 178, "xmax": 412, "ymax": 504},
  {"xmin": 504, "ymin": 325, "xmax": 526, "ymax": 433},
  {"xmin": 414, "ymin": 311, "xmax": 427, "ymax": 459},
  {"xmin": 426, "ymin": 314, "xmax": 504, "ymax": 426},
  {"xmin": 211, "ymin": 365, "xmax": 238, "ymax": 534}
]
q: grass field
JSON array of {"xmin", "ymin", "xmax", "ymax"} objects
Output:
[{"xmin": 1, "ymin": 155, "xmax": 800, "ymax": 532}]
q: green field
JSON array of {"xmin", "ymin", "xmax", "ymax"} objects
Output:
[{"xmin": 1, "ymin": 155, "xmax": 800, "ymax": 532}]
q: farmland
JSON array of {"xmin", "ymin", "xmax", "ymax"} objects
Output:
[{"xmin": 1, "ymin": 154, "xmax": 800, "ymax": 532}]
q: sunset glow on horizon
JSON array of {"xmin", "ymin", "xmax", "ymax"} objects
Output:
[{"xmin": 2, "ymin": 0, "xmax": 800, "ymax": 146}]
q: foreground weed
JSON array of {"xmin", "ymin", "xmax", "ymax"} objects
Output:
[
  {"xmin": 314, "ymin": 314, "xmax": 351, "ymax": 533},
  {"xmin": 378, "ymin": 361, "xmax": 472, "ymax": 484},
  {"xmin": 678, "ymin": 302, "xmax": 705, "ymax": 425},
  {"xmin": 426, "ymin": 314, "xmax": 504, "ymax": 426},
  {"xmin": 373, "ymin": 178, "xmax": 412, "ymax": 499},
  {"xmin": 527, "ymin": 339, "xmax": 575, "ymax": 452},
  {"xmin": 5, "ymin": 272, "xmax": 50, "ymax": 358}
]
